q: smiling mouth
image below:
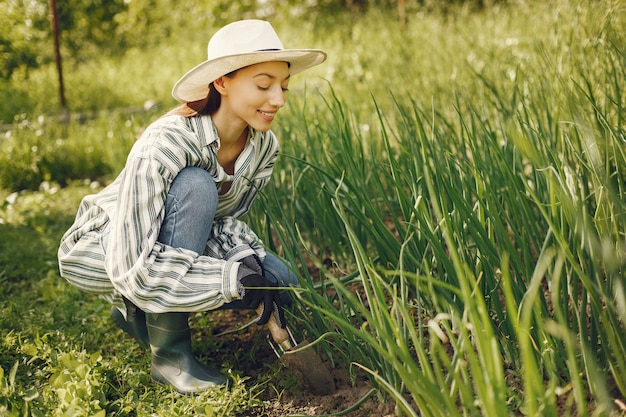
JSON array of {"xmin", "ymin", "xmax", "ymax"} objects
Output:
[{"xmin": 258, "ymin": 110, "xmax": 276, "ymax": 118}]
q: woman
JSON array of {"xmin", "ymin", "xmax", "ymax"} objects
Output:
[{"xmin": 58, "ymin": 19, "xmax": 326, "ymax": 394}]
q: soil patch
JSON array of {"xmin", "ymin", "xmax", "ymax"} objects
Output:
[{"xmin": 194, "ymin": 308, "xmax": 395, "ymax": 417}]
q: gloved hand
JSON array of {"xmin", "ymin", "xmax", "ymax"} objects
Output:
[
  {"xmin": 239, "ymin": 273, "xmax": 286, "ymax": 329},
  {"xmin": 239, "ymin": 254, "xmax": 264, "ymax": 276}
]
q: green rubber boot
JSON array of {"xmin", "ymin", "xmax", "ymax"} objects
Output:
[
  {"xmin": 145, "ymin": 312, "xmax": 227, "ymax": 393},
  {"xmin": 111, "ymin": 306, "xmax": 150, "ymax": 348}
]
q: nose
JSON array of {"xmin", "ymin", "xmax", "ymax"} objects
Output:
[{"xmin": 269, "ymin": 86, "xmax": 286, "ymax": 108}]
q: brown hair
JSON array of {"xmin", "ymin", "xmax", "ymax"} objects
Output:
[
  {"xmin": 165, "ymin": 83, "xmax": 220, "ymax": 117},
  {"xmin": 166, "ymin": 70, "xmax": 238, "ymax": 118}
]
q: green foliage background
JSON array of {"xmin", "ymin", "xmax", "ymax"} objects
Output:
[{"xmin": 1, "ymin": 0, "xmax": 625, "ymax": 416}]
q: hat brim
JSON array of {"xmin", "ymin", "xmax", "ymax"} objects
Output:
[{"xmin": 171, "ymin": 49, "xmax": 327, "ymax": 103}]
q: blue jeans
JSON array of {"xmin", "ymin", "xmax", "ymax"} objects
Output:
[{"xmin": 157, "ymin": 167, "xmax": 297, "ymax": 310}]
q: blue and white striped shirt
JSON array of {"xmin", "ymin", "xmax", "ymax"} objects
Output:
[{"xmin": 58, "ymin": 114, "xmax": 279, "ymax": 313}]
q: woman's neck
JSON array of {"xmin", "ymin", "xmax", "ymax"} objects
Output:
[
  {"xmin": 211, "ymin": 108, "xmax": 248, "ymax": 146},
  {"xmin": 211, "ymin": 114, "xmax": 249, "ymax": 175}
]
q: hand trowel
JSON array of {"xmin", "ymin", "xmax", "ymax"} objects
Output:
[{"xmin": 257, "ymin": 305, "xmax": 336, "ymax": 395}]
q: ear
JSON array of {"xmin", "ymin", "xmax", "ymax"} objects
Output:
[{"xmin": 213, "ymin": 76, "xmax": 228, "ymax": 95}]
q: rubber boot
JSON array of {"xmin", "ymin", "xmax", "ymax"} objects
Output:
[
  {"xmin": 145, "ymin": 312, "xmax": 227, "ymax": 393},
  {"xmin": 111, "ymin": 306, "xmax": 150, "ymax": 348}
]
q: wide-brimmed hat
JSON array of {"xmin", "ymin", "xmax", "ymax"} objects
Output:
[{"xmin": 171, "ymin": 20, "xmax": 327, "ymax": 103}]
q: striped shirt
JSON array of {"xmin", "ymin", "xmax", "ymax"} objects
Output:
[{"xmin": 58, "ymin": 114, "xmax": 279, "ymax": 313}]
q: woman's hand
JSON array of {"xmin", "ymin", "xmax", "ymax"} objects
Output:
[{"xmin": 238, "ymin": 273, "xmax": 286, "ymax": 328}]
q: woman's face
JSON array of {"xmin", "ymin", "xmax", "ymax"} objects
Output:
[{"xmin": 216, "ymin": 61, "xmax": 291, "ymax": 132}]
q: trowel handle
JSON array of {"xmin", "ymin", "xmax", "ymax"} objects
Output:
[{"xmin": 256, "ymin": 305, "xmax": 295, "ymax": 351}]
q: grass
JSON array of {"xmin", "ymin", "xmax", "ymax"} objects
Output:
[
  {"xmin": 0, "ymin": 184, "xmax": 279, "ymax": 416},
  {"xmin": 2, "ymin": 0, "xmax": 626, "ymax": 415}
]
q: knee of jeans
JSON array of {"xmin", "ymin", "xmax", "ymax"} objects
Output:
[{"xmin": 168, "ymin": 167, "xmax": 218, "ymax": 213}]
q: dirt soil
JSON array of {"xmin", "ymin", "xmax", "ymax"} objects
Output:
[{"xmin": 195, "ymin": 308, "xmax": 397, "ymax": 417}]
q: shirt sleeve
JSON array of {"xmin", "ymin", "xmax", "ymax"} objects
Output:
[
  {"xmin": 204, "ymin": 216, "xmax": 267, "ymax": 262},
  {"xmin": 104, "ymin": 123, "xmax": 241, "ymax": 313}
]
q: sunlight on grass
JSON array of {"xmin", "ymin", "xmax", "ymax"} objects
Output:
[{"xmin": 1, "ymin": 0, "xmax": 625, "ymax": 415}]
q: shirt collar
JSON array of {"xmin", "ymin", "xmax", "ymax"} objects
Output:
[
  {"xmin": 188, "ymin": 114, "xmax": 219, "ymax": 150},
  {"xmin": 193, "ymin": 114, "xmax": 262, "ymax": 151},
  {"xmin": 183, "ymin": 115, "xmax": 269, "ymax": 187}
]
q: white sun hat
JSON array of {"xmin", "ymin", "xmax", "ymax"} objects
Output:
[{"xmin": 171, "ymin": 19, "xmax": 327, "ymax": 103}]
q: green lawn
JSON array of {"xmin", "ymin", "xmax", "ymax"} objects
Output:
[{"xmin": 1, "ymin": 1, "xmax": 625, "ymax": 415}]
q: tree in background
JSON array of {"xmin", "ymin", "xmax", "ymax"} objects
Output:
[
  {"xmin": 1, "ymin": 0, "xmax": 508, "ymax": 81},
  {"xmin": 54, "ymin": 0, "xmax": 126, "ymax": 60},
  {"xmin": 1, "ymin": 0, "xmax": 127, "ymax": 81},
  {"xmin": 1, "ymin": 0, "xmax": 50, "ymax": 80}
]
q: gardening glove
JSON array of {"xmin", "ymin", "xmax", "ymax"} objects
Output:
[
  {"xmin": 238, "ymin": 268, "xmax": 286, "ymax": 329},
  {"xmin": 239, "ymin": 254, "xmax": 264, "ymax": 276}
]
